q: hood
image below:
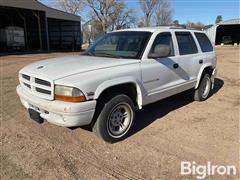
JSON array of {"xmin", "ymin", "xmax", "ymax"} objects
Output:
[{"xmin": 20, "ymin": 55, "xmax": 139, "ymax": 81}]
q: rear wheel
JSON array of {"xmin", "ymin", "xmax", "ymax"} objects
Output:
[
  {"xmin": 193, "ymin": 73, "xmax": 212, "ymax": 101},
  {"xmin": 93, "ymin": 94, "xmax": 135, "ymax": 143}
]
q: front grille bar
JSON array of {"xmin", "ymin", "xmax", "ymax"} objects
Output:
[
  {"xmin": 22, "ymin": 74, "xmax": 30, "ymax": 80},
  {"xmin": 35, "ymin": 78, "xmax": 51, "ymax": 87},
  {"xmin": 23, "ymin": 83, "xmax": 31, "ymax": 88},
  {"xmin": 35, "ymin": 87, "xmax": 51, "ymax": 95},
  {"xmin": 20, "ymin": 74, "xmax": 53, "ymax": 100}
]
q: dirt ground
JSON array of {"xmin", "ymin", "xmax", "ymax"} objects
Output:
[{"xmin": 0, "ymin": 47, "xmax": 239, "ymax": 180}]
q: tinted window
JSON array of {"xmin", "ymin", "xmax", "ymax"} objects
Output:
[
  {"xmin": 150, "ymin": 33, "xmax": 174, "ymax": 56},
  {"xmin": 176, "ymin": 32, "xmax": 198, "ymax": 55},
  {"xmin": 195, "ymin": 33, "xmax": 213, "ymax": 52},
  {"xmin": 85, "ymin": 31, "xmax": 152, "ymax": 59}
]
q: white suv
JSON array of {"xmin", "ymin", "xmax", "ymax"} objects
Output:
[{"xmin": 17, "ymin": 27, "xmax": 217, "ymax": 143}]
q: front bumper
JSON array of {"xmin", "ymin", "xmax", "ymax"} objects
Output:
[{"xmin": 16, "ymin": 85, "xmax": 96, "ymax": 127}]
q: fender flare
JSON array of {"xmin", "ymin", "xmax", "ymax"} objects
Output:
[
  {"xmin": 94, "ymin": 76, "xmax": 144, "ymax": 109},
  {"xmin": 195, "ymin": 63, "xmax": 214, "ymax": 89}
]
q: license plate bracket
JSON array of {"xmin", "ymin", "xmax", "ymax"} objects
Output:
[{"xmin": 28, "ymin": 108, "xmax": 44, "ymax": 124}]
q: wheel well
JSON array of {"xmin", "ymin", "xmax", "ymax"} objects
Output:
[
  {"xmin": 202, "ymin": 66, "xmax": 214, "ymax": 76},
  {"xmin": 195, "ymin": 66, "xmax": 214, "ymax": 89},
  {"xmin": 97, "ymin": 83, "xmax": 138, "ymax": 107}
]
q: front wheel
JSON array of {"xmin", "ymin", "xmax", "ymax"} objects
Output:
[
  {"xmin": 93, "ymin": 94, "xmax": 135, "ymax": 143},
  {"xmin": 193, "ymin": 73, "xmax": 212, "ymax": 101}
]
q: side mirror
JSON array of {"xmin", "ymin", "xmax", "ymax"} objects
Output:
[{"xmin": 148, "ymin": 44, "xmax": 171, "ymax": 58}]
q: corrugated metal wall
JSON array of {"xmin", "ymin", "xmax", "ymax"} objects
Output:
[
  {"xmin": 205, "ymin": 25, "xmax": 218, "ymax": 44},
  {"xmin": 48, "ymin": 18, "xmax": 81, "ymax": 51},
  {"xmin": 0, "ymin": 6, "xmax": 47, "ymax": 51},
  {"xmin": 205, "ymin": 19, "xmax": 240, "ymax": 45},
  {"xmin": 0, "ymin": 6, "xmax": 81, "ymax": 52}
]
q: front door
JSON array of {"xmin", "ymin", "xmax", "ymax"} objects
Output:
[{"xmin": 141, "ymin": 32, "xmax": 190, "ymax": 105}]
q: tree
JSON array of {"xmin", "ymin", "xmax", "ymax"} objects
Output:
[
  {"xmin": 110, "ymin": 7, "xmax": 136, "ymax": 30},
  {"xmin": 52, "ymin": 0, "xmax": 84, "ymax": 15},
  {"xmin": 139, "ymin": 0, "xmax": 159, "ymax": 26},
  {"xmin": 155, "ymin": 0, "xmax": 173, "ymax": 26},
  {"xmin": 186, "ymin": 21, "xmax": 194, "ymax": 28},
  {"xmin": 82, "ymin": 19, "xmax": 103, "ymax": 43},
  {"xmin": 215, "ymin": 15, "xmax": 222, "ymax": 24},
  {"xmin": 84, "ymin": 0, "xmax": 135, "ymax": 33},
  {"xmin": 194, "ymin": 21, "xmax": 205, "ymax": 30},
  {"xmin": 173, "ymin": 20, "xmax": 179, "ymax": 26},
  {"xmin": 137, "ymin": 18, "xmax": 146, "ymax": 27},
  {"xmin": 185, "ymin": 21, "xmax": 205, "ymax": 30},
  {"xmin": 84, "ymin": 0, "xmax": 126, "ymax": 33}
]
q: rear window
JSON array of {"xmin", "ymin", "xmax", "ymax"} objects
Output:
[
  {"xmin": 195, "ymin": 33, "xmax": 213, "ymax": 52},
  {"xmin": 175, "ymin": 32, "xmax": 198, "ymax": 55}
]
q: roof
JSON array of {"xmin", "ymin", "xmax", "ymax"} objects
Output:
[
  {"xmin": 113, "ymin": 26, "xmax": 203, "ymax": 33},
  {"xmin": 217, "ymin": 18, "xmax": 240, "ymax": 25},
  {"xmin": 0, "ymin": 0, "xmax": 80, "ymax": 21}
]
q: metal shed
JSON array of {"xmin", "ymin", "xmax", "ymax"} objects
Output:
[
  {"xmin": 0, "ymin": 0, "xmax": 81, "ymax": 52},
  {"xmin": 205, "ymin": 19, "xmax": 240, "ymax": 45}
]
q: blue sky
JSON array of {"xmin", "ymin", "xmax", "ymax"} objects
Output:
[{"xmin": 41, "ymin": 0, "xmax": 239, "ymax": 25}]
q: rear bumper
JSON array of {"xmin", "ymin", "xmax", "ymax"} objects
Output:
[{"xmin": 16, "ymin": 85, "xmax": 96, "ymax": 127}]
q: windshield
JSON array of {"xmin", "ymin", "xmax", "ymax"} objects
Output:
[{"xmin": 84, "ymin": 31, "xmax": 152, "ymax": 59}]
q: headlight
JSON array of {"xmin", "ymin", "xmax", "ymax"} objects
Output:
[{"xmin": 54, "ymin": 85, "xmax": 86, "ymax": 102}]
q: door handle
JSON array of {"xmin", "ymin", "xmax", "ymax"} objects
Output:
[
  {"xmin": 199, "ymin": 59, "xmax": 203, "ymax": 64},
  {"xmin": 173, "ymin": 63, "xmax": 179, "ymax": 69}
]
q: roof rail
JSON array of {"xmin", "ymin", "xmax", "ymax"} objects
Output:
[
  {"xmin": 170, "ymin": 26, "xmax": 203, "ymax": 31},
  {"xmin": 169, "ymin": 26, "xmax": 186, "ymax": 29},
  {"xmin": 186, "ymin": 27, "xmax": 203, "ymax": 31}
]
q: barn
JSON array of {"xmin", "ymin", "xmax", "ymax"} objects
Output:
[
  {"xmin": 205, "ymin": 19, "xmax": 240, "ymax": 45},
  {"xmin": 0, "ymin": 0, "xmax": 81, "ymax": 52}
]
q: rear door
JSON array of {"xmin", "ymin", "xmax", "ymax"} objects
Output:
[
  {"xmin": 173, "ymin": 31, "xmax": 201, "ymax": 81},
  {"xmin": 193, "ymin": 32, "xmax": 215, "ymax": 70}
]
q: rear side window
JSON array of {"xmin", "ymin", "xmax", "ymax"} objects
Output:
[
  {"xmin": 194, "ymin": 33, "xmax": 213, "ymax": 52},
  {"xmin": 175, "ymin": 32, "xmax": 198, "ymax": 55}
]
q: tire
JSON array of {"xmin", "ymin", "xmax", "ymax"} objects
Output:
[
  {"xmin": 193, "ymin": 73, "xmax": 212, "ymax": 101},
  {"xmin": 93, "ymin": 94, "xmax": 135, "ymax": 143}
]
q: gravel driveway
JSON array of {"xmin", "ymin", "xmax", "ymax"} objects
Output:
[{"xmin": 1, "ymin": 47, "xmax": 239, "ymax": 180}]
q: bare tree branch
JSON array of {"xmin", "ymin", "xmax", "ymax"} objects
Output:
[
  {"xmin": 155, "ymin": 0, "xmax": 173, "ymax": 26},
  {"xmin": 53, "ymin": 0, "xmax": 84, "ymax": 15},
  {"xmin": 84, "ymin": 0, "xmax": 135, "ymax": 33},
  {"xmin": 139, "ymin": 0, "xmax": 159, "ymax": 26}
]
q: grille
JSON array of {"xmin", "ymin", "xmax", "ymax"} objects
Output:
[
  {"xmin": 36, "ymin": 87, "xmax": 51, "ymax": 95},
  {"xmin": 35, "ymin": 78, "xmax": 51, "ymax": 87},
  {"xmin": 23, "ymin": 83, "xmax": 31, "ymax": 89},
  {"xmin": 22, "ymin": 74, "xmax": 30, "ymax": 80},
  {"xmin": 20, "ymin": 74, "xmax": 53, "ymax": 100}
]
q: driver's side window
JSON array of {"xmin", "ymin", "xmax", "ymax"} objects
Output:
[{"xmin": 150, "ymin": 32, "xmax": 175, "ymax": 57}]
